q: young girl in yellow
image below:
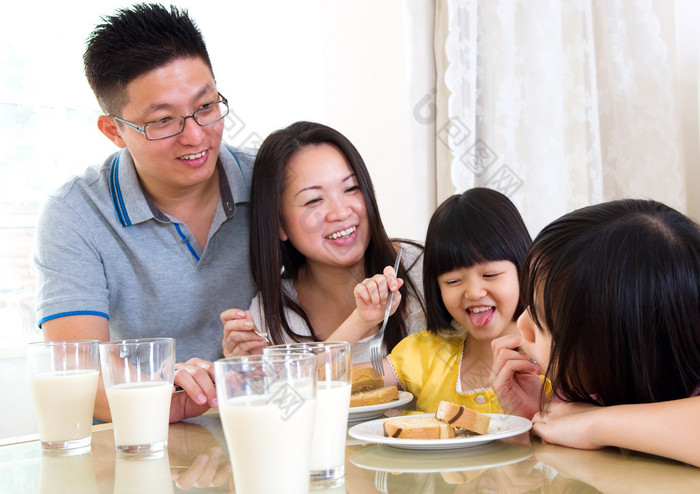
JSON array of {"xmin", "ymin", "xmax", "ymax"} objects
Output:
[{"xmin": 351, "ymin": 187, "xmax": 534, "ymax": 414}]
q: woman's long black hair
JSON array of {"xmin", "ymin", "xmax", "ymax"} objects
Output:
[{"xmin": 249, "ymin": 121, "xmax": 423, "ymax": 352}]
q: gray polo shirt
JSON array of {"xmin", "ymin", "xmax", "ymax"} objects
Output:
[{"xmin": 34, "ymin": 145, "xmax": 256, "ymax": 363}]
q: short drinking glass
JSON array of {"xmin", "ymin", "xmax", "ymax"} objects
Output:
[
  {"xmin": 27, "ymin": 340, "xmax": 100, "ymax": 452},
  {"xmin": 99, "ymin": 338, "xmax": 175, "ymax": 454}
]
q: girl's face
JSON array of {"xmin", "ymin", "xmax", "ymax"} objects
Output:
[
  {"xmin": 517, "ymin": 306, "xmax": 552, "ymax": 370},
  {"xmin": 279, "ymin": 143, "xmax": 370, "ymax": 268},
  {"xmin": 437, "ymin": 260, "xmax": 520, "ymax": 342}
]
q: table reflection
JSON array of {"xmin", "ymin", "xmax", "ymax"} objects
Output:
[
  {"xmin": 1, "ymin": 410, "xmax": 699, "ymax": 494},
  {"xmin": 39, "ymin": 449, "xmax": 98, "ymax": 494}
]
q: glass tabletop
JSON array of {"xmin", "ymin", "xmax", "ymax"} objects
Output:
[{"xmin": 1, "ymin": 410, "xmax": 699, "ymax": 493}]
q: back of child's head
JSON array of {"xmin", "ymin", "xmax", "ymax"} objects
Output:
[
  {"xmin": 84, "ymin": 3, "xmax": 213, "ymax": 115},
  {"xmin": 423, "ymin": 188, "xmax": 532, "ymax": 332},
  {"xmin": 523, "ymin": 198, "xmax": 700, "ymax": 406}
]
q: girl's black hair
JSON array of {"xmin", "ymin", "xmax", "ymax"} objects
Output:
[
  {"xmin": 523, "ymin": 199, "xmax": 700, "ymax": 405},
  {"xmin": 423, "ymin": 188, "xmax": 532, "ymax": 331}
]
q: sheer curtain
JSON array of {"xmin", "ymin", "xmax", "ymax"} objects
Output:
[{"xmin": 434, "ymin": 0, "xmax": 697, "ymax": 234}]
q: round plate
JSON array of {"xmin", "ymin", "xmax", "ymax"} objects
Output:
[
  {"xmin": 348, "ymin": 413, "xmax": 532, "ymax": 450},
  {"xmin": 348, "ymin": 391, "xmax": 413, "ymax": 423},
  {"xmin": 350, "ymin": 440, "xmax": 533, "ymax": 472}
]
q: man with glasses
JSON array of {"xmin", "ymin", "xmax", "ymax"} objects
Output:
[{"xmin": 34, "ymin": 4, "xmax": 255, "ymax": 422}]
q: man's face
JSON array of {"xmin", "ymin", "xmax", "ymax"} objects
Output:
[{"xmin": 101, "ymin": 57, "xmax": 224, "ymax": 199}]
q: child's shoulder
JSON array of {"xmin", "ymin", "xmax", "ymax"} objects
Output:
[{"xmin": 406, "ymin": 329, "xmax": 465, "ymax": 350}]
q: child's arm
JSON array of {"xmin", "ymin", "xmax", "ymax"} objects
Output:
[
  {"xmin": 352, "ymin": 360, "xmax": 399, "ymax": 388},
  {"xmin": 532, "ymin": 397, "xmax": 700, "ymax": 468},
  {"xmin": 326, "ymin": 265, "xmax": 404, "ymax": 345},
  {"xmin": 491, "ymin": 334, "xmax": 543, "ymax": 419}
]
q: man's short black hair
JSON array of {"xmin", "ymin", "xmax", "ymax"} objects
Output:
[{"xmin": 83, "ymin": 3, "xmax": 213, "ymax": 114}]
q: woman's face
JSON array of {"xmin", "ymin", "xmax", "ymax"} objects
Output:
[
  {"xmin": 279, "ymin": 143, "xmax": 370, "ymax": 269},
  {"xmin": 437, "ymin": 260, "xmax": 520, "ymax": 342}
]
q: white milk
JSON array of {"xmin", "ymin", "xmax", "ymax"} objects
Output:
[
  {"xmin": 106, "ymin": 381, "xmax": 172, "ymax": 448},
  {"xmin": 30, "ymin": 369, "xmax": 99, "ymax": 444},
  {"xmin": 220, "ymin": 394, "xmax": 316, "ymax": 494},
  {"xmin": 310, "ymin": 381, "xmax": 351, "ymax": 473}
]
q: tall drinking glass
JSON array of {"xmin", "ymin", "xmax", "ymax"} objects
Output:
[
  {"xmin": 27, "ymin": 340, "xmax": 100, "ymax": 452},
  {"xmin": 264, "ymin": 342, "xmax": 352, "ymax": 482},
  {"xmin": 99, "ymin": 338, "xmax": 175, "ymax": 454},
  {"xmin": 215, "ymin": 353, "xmax": 317, "ymax": 494}
]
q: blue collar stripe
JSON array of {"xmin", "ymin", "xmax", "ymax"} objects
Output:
[
  {"xmin": 174, "ymin": 223, "xmax": 201, "ymax": 261},
  {"xmin": 109, "ymin": 154, "xmax": 131, "ymax": 227}
]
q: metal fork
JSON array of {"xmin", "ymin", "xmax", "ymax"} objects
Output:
[
  {"xmin": 368, "ymin": 247, "xmax": 403, "ymax": 376},
  {"xmin": 374, "ymin": 470, "xmax": 389, "ymax": 494}
]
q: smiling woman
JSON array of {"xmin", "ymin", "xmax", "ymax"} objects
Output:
[{"xmin": 220, "ymin": 121, "xmax": 427, "ymax": 364}]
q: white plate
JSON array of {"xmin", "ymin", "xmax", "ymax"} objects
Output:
[
  {"xmin": 348, "ymin": 413, "xmax": 532, "ymax": 450},
  {"xmin": 347, "ymin": 391, "xmax": 413, "ymax": 423},
  {"xmin": 350, "ymin": 441, "xmax": 533, "ymax": 472}
]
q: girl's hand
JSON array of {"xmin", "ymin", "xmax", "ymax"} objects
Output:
[
  {"xmin": 491, "ymin": 334, "xmax": 542, "ymax": 419},
  {"xmin": 532, "ymin": 401, "xmax": 603, "ymax": 450},
  {"xmin": 220, "ymin": 309, "xmax": 268, "ymax": 357},
  {"xmin": 353, "ymin": 264, "xmax": 404, "ymax": 325}
]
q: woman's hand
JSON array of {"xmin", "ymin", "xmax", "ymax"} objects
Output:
[
  {"xmin": 491, "ymin": 334, "xmax": 542, "ymax": 419},
  {"xmin": 221, "ymin": 309, "xmax": 268, "ymax": 357},
  {"xmin": 353, "ymin": 264, "xmax": 404, "ymax": 326}
]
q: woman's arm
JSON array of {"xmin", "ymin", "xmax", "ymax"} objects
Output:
[{"xmin": 532, "ymin": 397, "xmax": 700, "ymax": 468}]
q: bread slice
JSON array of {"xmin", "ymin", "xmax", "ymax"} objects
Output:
[
  {"xmin": 382, "ymin": 416, "xmax": 456, "ymax": 439},
  {"xmin": 350, "ymin": 386, "xmax": 398, "ymax": 407},
  {"xmin": 351, "ymin": 367, "xmax": 385, "ymax": 393},
  {"xmin": 435, "ymin": 400, "xmax": 491, "ymax": 435}
]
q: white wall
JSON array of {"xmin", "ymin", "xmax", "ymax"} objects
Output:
[{"xmin": 193, "ymin": 0, "xmax": 436, "ymax": 239}]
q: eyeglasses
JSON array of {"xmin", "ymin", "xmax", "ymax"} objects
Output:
[{"xmin": 110, "ymin": 93, "xmax": 229, "ymax": 140}]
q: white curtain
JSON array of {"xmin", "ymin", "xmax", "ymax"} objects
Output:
[{"xmin": 434, "ymin": 0, "xmax": 695, "ymax": 234}]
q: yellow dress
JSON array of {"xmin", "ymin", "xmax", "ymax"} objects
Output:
[{"xmin": 387, "ymin": 330, "xmax": 503, "ymax": 414}]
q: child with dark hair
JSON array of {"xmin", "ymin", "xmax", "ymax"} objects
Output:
[
  {"xmin": 492, "ymin": 198, "xmax": 700, "ymax": 467},
  {"xmin": 355, "ymin": 187, "xmax": 536, "ymax": 414}
]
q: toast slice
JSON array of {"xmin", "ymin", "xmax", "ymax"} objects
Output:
[
  {"xmin": 350, "ymin": 386, "xmax": 399, "ymax": 407},
  {"xmin": 351, "ymin": 367, "xmax": 385, "ymax": 393},
  {"xmin": 435, "ymin": 400, "xmax": 491, "ymax": 435},
  {"xmin": 382, "ymin": 416, "xmax": 456, "ymax": 439}
]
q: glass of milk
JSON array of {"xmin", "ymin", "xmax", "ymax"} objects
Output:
[
  {"xmin": 264, "ymin": 342, "xmax": 352, "ymax": 482},
  {"xmin": 99, "ymin": 338, "xmax": 175, "ymax": 454},
  {"xmin": 27, "ymin": 340, "xmax": 100, "ymax": 452},
  {"xmin": 215, "ymin": 353, "xmax": 317, "ymax": 494}
]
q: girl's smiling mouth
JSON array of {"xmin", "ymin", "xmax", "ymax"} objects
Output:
[{"xmin": 468, "ymin": 305, "xmax": 495, "ymax": 326}]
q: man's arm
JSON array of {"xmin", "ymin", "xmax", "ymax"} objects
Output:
[
  {"xmin": 42, "ymin": 314, "xmax": 112, "ymax": 422},
  {"xmin": 42, "ymin": 315, "xmax": 217, "ymax": 423}
]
